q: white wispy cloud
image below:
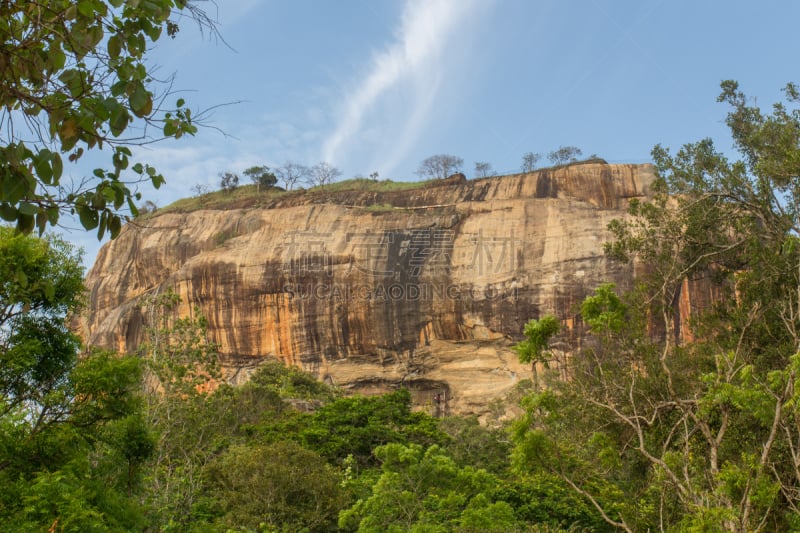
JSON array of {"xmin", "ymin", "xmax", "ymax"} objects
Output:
[{"xmin": 320, "ymin": 0, "xmax": 488, "ymax": 176}]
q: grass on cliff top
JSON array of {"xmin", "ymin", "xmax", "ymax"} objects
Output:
[
  {"xmin": 149, "ymin": 159, "xmax": 610, "ymax": 217},
  {"xmin": 154, "ymin": 184, "xmax": 288, "ymax": 215},
  {"xmin": 306, "ymin": 177, "xmax": 435, "ymax": 193},
  {"xmin": 152, "ymin": 177, "xmax": 436, "ymax": 216}
]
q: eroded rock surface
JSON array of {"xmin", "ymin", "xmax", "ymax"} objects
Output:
[{"xmin": 81, "ymin": 163, "xmax": 655, "ymax": 415}]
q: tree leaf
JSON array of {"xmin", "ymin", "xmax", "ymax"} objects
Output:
[
  {"xmin": 129, "ymin": 84, "xmax": 153, "ymax": 117},
  {"xmin": 109, "ymin": 214, "xmax": 122, "ymax": 238},
  {"xmin": 51, "ymin": 153, "xmax": 63, "ymax": 183},
  {"xmin": 77, "ymin": 0, "xmax": 96, "ymax": 17},
  {"xmin": 18, "ymin": 202, "xmax": 38, "ymax": 216},
  {"xmin": 33, "ymin": 150, "xmax": 53, "ymax": 184},
  {"xmin": 78, "ymin": 204, "xmax": 99, "ymax": 230},
  {"xmin": 2, "ymin": 173, "xmax": 31, "ymax": 204},
  {"xmin": 16, "ymin": 213, "xmax": 35, "ymax": 234},
  {"xmin": 107, "ymin": 34, "xmax": 121, "ymax": 59},
  {"xmin": 0, "ymin": 203, "xmax": 17, "ymax": 221}
]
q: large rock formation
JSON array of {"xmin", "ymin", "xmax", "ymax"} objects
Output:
[{"xmin": 80, "ymin": 163, "xmax": 655, "ymax": 416}]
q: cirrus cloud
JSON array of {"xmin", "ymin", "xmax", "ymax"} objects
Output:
[{"xmin": 321, "ymin": 0, "xmax": 490, "ymax": 177}]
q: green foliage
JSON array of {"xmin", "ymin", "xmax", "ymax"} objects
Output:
[
  {"xmin": 261, "ymin": 388, "xmax": 446, "ymax": 467},
  {"xmin": 438, "ymin": 416, "xmax": 511, "ymax": 474},
  {"xmin": 137, "ymin": 287, "xmax": 220, "ymax": 397},
  {"xmin": 514, "ymin": 315, "xmax": 560, "ymax": 364},
  {"xmin": 0, "ymin": 1, "xmax": 205, "ymax": 238},
  {"xmin": 244, "ymin": 165, "xmax": 278, "ymax": 192},
  {"xmin": 142, "ymin": 387, "xmax": 270, "ymax": 531},
  {"xmin": 0, "ymin": 352, "xmax": 148, "ymax": 532},
  {"xmin": 204, "ymin": 441, "xmax": 347, "ymax": 532},
  {"xmin": 579, "ymin": 283, "xmax": 626, "ymax": 334},
  {"xmin": 416, "ymin": 154, "xmax": 464, "ymax": 179},
  {"xmin": 512, "ymin": 81, "xmax": 800, "ymax": 532},
  {"xmin": 547, "ymin": 146, "xmax": 583, "ymax": 165},
  {"xmin": 0, "ymin": 230, "xmax": 86, "ymax": 427},
  {"xmin": 247, "ymin": 359, "xmax": 338, "ymax": 401},
  {"xmin": 491, "ymin": 474, "xmax": 610, "ymax": 531},
  {"xmin": 0, "ymin": 227, "xmax": 83, "ymax": 321},
  {"xmin": 100, "ymin": 413, "xmax": 156, "ymax": 493},
  {"xmin": 135, "ymin": 288, "xmax": 226, "ymax": 527},
  {"xmin": 219, "ymin": 171, "xmax": 240, "ymax": 193},
  {"xmin": 521, "ymin": 152, "xmax": 541, "ymax": 172},
  {"xmin": 139, "ymin": 359, "xmax": 335, "ymax": 530},
  {"xmin": 0, "ymin": 229, "xmax": 147, "ymax": 530},
  {"xmin": 9, "ymin": 461, "xmax": 146, "ymax": 533},
  {"xmin": 339, "ymin": 443, "xmax": 519, "ymax": 533}
]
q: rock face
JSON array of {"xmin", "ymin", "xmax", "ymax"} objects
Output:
[{"xmin": 80, "ymin": 163, "xmax": 655, "ymax": 416}]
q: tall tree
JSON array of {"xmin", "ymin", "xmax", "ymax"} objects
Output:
[
  {"xmin": 308, "ymin": 161, "xmax": 342, "ymax": 187},
  {"xmin": 339, "ymin": 443, "xmax": 518, "ymax": 532},
  {"xmin": 0, "ymin": 1, "xmax": 213, "ymax": 239},
  {"xmin": 274, "ymin": 161, "xmax": 309, "ymax": 191},
  {"xmin": 218, "ymin": 171, "xmax": 239, "ymax": 193},
  {"xmin": 205, "ymin": 441, "xmax": 347, "ymax": 532},
  {"xmin": 521, "ymin": 152, "xmax": 541, "ymax": 172},
  {"xmin": 474, "ymin": 161, "xmax": 494, "ymax": 178},
  {"xmin": 0, "ymin": 228, "xmax": 148, "ymax": 529},
  {"xmin": 135, "ymin": 287, "xmax": 221, "ymax": 527},
  {"xmin": 547, "ymin": 146, "xmax": 582, "ymax": 165},
  {"xmin": 243, "ymin": 165, "xmax": 277, "ymax": 193},
  {"xmin": 512, "ymin": 81, "xmax": 800, "ymax": 532},
  {"xmin": 416, "ymin": 154, "xmax": 464, "ymax": 180}
]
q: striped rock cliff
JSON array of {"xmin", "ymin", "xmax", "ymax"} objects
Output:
[{"xmin": 80, "ymin": 162, "xmax": 660, "ymax": 416}]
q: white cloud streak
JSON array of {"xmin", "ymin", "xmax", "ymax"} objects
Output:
[{"xmin": 321, "ymin": 0, "xmax": 486, "ymax": 175}]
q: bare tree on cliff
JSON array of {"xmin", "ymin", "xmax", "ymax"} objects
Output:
[
  {"xmin": 547, "ymin": 146, "xmax": 583, "ymax": 165},
  {"xmin": 521, "ymin": 152, "xmax": 541, "ymax": 172},
  {"xmin": 191, "ymin": 183, "xmax": 210, "ymax": 196},
  {"xmin": 219, "ymin": 172, "xmax": 239, "ymax": 193},
  {"xmin": 416, "ymin": 154, "xmax": 464, "ymax": 180},
  {"xmin": 474, "ymin": 161, "xmax": 495, "ymax": 178},
  {"xmin": 307, "ymin": 162, "xmax": 342, "ymax": 188},
  {"xmin": 138, "ymin": 200, "xmax": 158, "ymax": 216},
  {"xmin": 274, "ymin": 162, "xmax": 309, "ymax": 191}
]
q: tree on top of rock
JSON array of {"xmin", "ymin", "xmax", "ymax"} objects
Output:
[
  {"xmin": 274, "ymin": 162, "xmax": 309, "ymax": 191},
  {"xmin": 416, "ymin": 154, "xmax": 464, "ymax": 180},
  {"xmin": 521, "ymin": 152, "xmax": 541, "ymax": 172},
  {"xmin": 474, "ymin": 161, "xmax": 495, "ymax": 178},
  {"xmin": 547, "ymin": 146, "xmax": 583, "ymax": 165},
  {"xmin": 243, "ymin": 165, "xmax": 277, "ymax": 193},
  {"xmin": 307, "ymin": 162, "xmax": 342, "ymax": 187},
  {"xmin": 219, "ymin": 171, "xmax": 239, "ymax": 193}
]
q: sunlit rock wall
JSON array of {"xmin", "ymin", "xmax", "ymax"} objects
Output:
[{"xmin": 81, "ymin": 163, "xmax": 658, "ymax": 415}]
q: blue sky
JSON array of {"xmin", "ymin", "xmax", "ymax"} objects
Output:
[{"xmin": 72, "ymin": 0, "xmax": 800, "ymax": 267}]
